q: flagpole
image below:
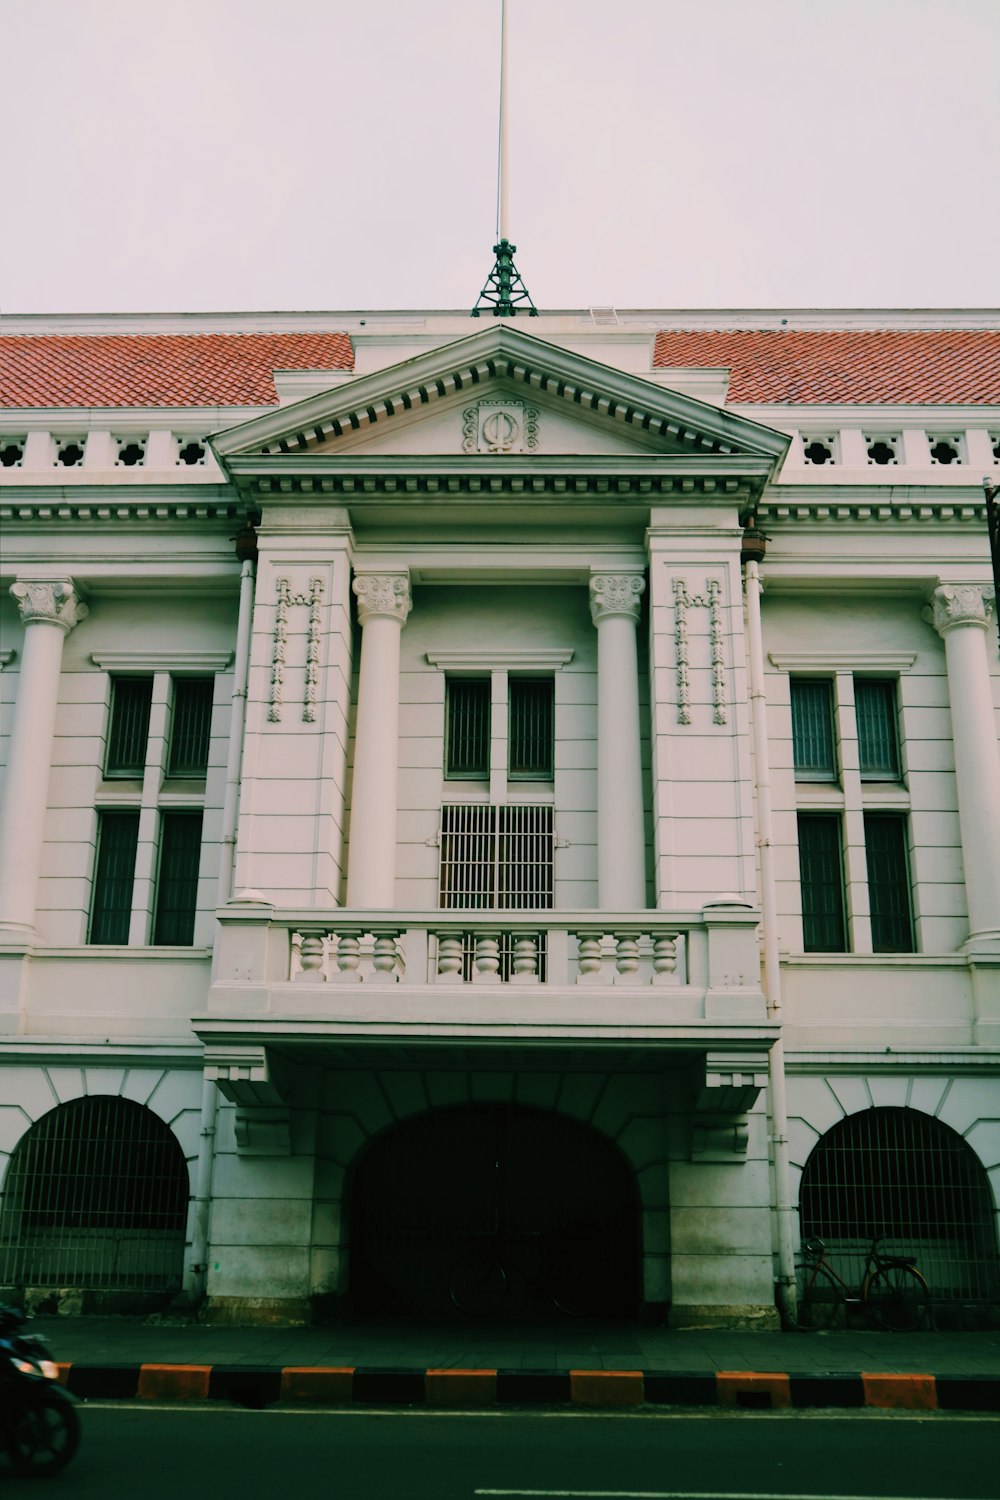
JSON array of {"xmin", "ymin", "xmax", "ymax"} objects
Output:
[{"xmin": 498, "ymin": 0, "xmax": 510, "ymax": 242}]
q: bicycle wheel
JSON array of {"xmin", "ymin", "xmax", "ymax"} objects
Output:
[
  {"xmin": 865, "ymin": 1263, "xmax": 930, "ymax": 1332},
  {"xmin": 550, "ymin": 1253, "xmax": 605, "ymax": 1318},
  {"xmin": 449, "ymin": 1251, "xmax": 508, "ymax": 1316},
  {"xmin": 796, "ymin": 1261, "xmax": 843, "ymax": 1331}
]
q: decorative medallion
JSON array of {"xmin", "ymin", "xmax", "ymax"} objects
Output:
[{"xmin": 462, "ymin": 400, "xmax": 538, "ymax": 455}]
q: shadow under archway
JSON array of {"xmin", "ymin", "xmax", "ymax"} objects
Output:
[{"xmin": 349, "ymin": 1103, "xmax": 640, "ymax": 1321}]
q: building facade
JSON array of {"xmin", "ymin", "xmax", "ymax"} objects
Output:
[{"xmin": 1, "ymin": 309, "xmax": 998, "ymax": 1328}]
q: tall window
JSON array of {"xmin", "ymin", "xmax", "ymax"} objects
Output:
[
  {"xmin": 439, "ymin": 804, "xmax": 554, "ymax": 911},
  {"xmin": 791, "ymin": 679, "xmax": 836, "ymax": 781},
  {"xmin": 797, "ymin": 814, "xmax": 846, "ymax": 952},
  {"xmin": 445, "ymin": 679, "xmax": 490, "ymax": 779},
  {"xmin": 90, "ymin": 673, "xmax": 213, "ymax": 946},
  {"xmin": 508, "ymin": 678, "xmax": 554, "ymax": 780},
  {"xmin": 855, "ymin": 678, "xmax": 900, "ymax": 780},
  {"xmin": 864, "ymin": 813, "xmax": 914, "ymax": 952}
]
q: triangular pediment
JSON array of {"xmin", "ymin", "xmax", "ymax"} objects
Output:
[{"xmin": 211, "ymin": 324, "xmax": 789, "ymax": 472}]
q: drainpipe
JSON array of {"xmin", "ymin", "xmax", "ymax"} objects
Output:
[
  {"xmin": 184, "ymin": 522, "xmax": 257, "ymax": 1308},
  {"xmin": 743, "ymin": 536, "xmax": 798, "ymax": 1327}
]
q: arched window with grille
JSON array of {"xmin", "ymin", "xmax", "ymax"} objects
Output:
[
  {"xmin": 799, "ymin": 1106, "xmax": 999, "ymax": 1308},
  {"xmin": 0, "ymin": 1096, "xmax": 189, "ymax": 1295}
]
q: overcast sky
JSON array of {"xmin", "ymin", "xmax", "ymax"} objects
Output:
[{"xmin": 2, "ymin": 0, "xmax": 998, "ymax": 314}]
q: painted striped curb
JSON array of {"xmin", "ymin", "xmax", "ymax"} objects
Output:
[{"xmin": 54, "ymin": 1363, "xmax": 1000, "ymax": 1411}]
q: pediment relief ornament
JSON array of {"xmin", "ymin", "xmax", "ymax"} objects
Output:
[{"xmin": 462, "ymin": 400, "xmax": 538, "ymax": 455}]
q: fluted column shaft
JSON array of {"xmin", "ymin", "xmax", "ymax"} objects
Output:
[
  {"xmin": 0, "ymin": 580, "xmax": 88, "ymax": 935},
  {"xmin": 590, "ymin": 572, "xmax": 646, "ymax": 910},
  {"xmin": 345, "ymin": 573, "xmax": 411, "ymax": 907},
  {"xmin": 929, "ymin": 584, "xmax": 1000, "ymax": 948}
]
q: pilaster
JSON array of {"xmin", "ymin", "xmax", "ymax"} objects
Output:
[{"xmin": 926, "ymin": 584, "xmax": 1000, "ymax": 951}]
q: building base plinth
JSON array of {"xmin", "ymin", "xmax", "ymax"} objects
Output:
[
  {"xmin": 199, "ymin": 1296, "xmax": 312, "ymax": 1328},
  {"xmin": 668, "ymin": 1302, "xmax": 781, "ymax": 1332}
]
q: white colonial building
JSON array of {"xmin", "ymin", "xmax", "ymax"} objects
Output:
[{"xmin": 0, "ymin": 308, "xmax": 998, "ymax": 1328}]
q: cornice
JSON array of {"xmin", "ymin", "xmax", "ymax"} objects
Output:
[
  {"xmin": 0, "ymin": 496, "xmax": 241, "ymax": 526},
  {"xmin": 758, "ymin": 495, "xmax": 987, "ymax": 527},
  {"xmin": 91, "ymin": 649, "xmax": 234, "ymax": 671},
  {"xmin": 736, "ymin": 402, "xmax": 1000, "ymax": 425},
  {"xmin": 426, "ymin": 648, "xmax": 574, "ymax": 671},
  {"xmin": 768, "ymin": 650, "xmax": 917, "ymax": 672}
]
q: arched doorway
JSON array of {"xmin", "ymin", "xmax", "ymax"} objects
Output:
[
  {"xmin": 0, "ymin": 1096, "xmax": 189, "ymax": 1295},
  {"xmin": 350, "ymin": 1104, "xmax": 639, "ymax": 1319},
  {"xmin": 799, "ymin": 1106, "xmax": 998, "ymax": 1307}
]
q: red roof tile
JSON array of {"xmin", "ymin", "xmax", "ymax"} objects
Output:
[
  {"xmin": 652, "ymin": 329, "xmax": 1000, "ymax": 404},
  {"xmin": 0, "ymin": 333, "xmax": 354, "ymax": 409}
]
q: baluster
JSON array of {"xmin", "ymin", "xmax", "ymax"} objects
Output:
[
  {"xmin": 372, "ymin": 932, "xmax": 400, "ymax": 981},
  {"xmin": 472, "ymin": 932, "xmax": 501, "ymax": 984},
  {"xmin": 613, "ymin": 932, "xmax": 641, "ymax": 984},
  {"xmin": 436, "ymin": 933, "xmax": 465, "ymax": 984},
  {"xmin": 331, "ymin": 930, "xmax": 362, "ymax": 984},
  {"xmin": 509, "ymin": 934, "xmax": 539, "ymax": 985},
  {"xmin": 651, "ymin": 933, "xmax": 678, "ymax": 985},
  {"xmin": 295, "ymin": 931, "xmax": 326, "ymax": 982},
  {"xmin": 575, "ymin": 930, "xmax": 606, "ymax": 986}
]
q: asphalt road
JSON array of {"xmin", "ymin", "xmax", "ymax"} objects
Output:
[{"xmin": 1, "ymin": 1408, "xmax": 996, "ymax": 1500}]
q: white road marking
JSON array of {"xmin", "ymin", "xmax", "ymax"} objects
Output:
[{"xmin": 474, "ymin": 1492, "xmax": 970, "ymax": 1500}]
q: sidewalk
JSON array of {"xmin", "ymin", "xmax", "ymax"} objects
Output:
[{"xmin": 29, "ymin": 1315, "xmax": 1000, "ymax": 1411}]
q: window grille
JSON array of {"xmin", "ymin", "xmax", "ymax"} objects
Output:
[
  {"xmin": 0, "ymin": 1097, "xmax": 189, "ymax": 1292},
  {"xmin": 153, "ymin": 812, "xmax": 203, "ymax": 945},
  {"xmin": 89, "ymin": 811, "xmax": 140, "ymax": 944},
  {"xmin": 508, "ymin": 678, "xmax": 554, "ymax": 780},
  {"xmin": 105, "ymin": 677, "xmax": 153, "ymax": 776},
  {"xmin": 167, "ymin": 678, "xmax": 213, "ymax": 777},
  {"xmin": 797, "ymin": 813, "xmax": 846, "ymax": 952},
  {"xmin": 445, "ymin": 678, "xmax": 491, "ymax": 779},
  {"xmin": 864, "ymin": 813, "xmax": 914, "ymax": 952},
  {"xmin": 790, "ymin": 678, "xmax": 836, "ymax": 781},
  {"xmin": 799, "ymin": 1107, "xmax": 999, "ymax": 1305},
  {"xmin": 439, "ymin": 803, "xmax": 553, "ymax": 979},
  {"xmin": 855, "ymin": 678, "xmax": 899, "ymax": 779}
]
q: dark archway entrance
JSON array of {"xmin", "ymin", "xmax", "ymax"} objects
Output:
[{"xmin": 350, "ymin": 1104, "xmax": 639, "ymax": 1319}]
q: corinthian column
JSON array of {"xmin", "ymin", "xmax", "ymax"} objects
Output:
[
  {"xmin": 928, "ymin": 584, "xmax": 1000, "ymax": 949},
  {"xmin": 346, "ymin": 573, "xmax": 412, "ymax": 907},
  {"xmin": 0, "ymin": 580, "xmax": 89, "ymax": 936},
  {"xmin": 589, "ymin": 572, "xmax": 646, "ymax": 909}
]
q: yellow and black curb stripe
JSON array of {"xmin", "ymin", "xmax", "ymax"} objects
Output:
[{"xmin": 54, "ymin": 1363, "xmax": 1000, "ymax": 1411}]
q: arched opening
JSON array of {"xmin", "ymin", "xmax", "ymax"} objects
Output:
[
  {"xmin": 799, "ymin": 1106, "xmax": 998, "ymax": 1308},
  {"xmin": 0, "ymin": 1096, "xmax": 189, "ymax": 1297},
  {"xmin": 349, "ymin": 1104, "xmax": 640, "ymax": 1320}
]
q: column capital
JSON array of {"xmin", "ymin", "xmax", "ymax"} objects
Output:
[
  {"xmin": 589, "ymin": 572, "xmax": 645, "ymax": 625},
  {"xmin": 10, "ymin": 578, "xmax": 88, "ymax": 632},
  {"xmin": 925, "ymin": 583, "xmax": 995, "ymax": 637},
  {"xmin": 353, "ymin": 572, "xmax": 412, "ymax": 626}
]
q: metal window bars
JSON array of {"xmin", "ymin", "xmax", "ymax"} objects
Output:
[
  {"xmin": 439, "ymin": 803, "xmax": 553, "ymax": 978},
  {"xmin": 0, "ymin": 1097, "xmax": 189, "ymax": 1293}
]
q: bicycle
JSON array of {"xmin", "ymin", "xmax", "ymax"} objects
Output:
[
  {"xmin": 448, "ymin": 1231, "xmax": 605, "ymax": 1318},
  {"xmin": 796, "ymin": 1235, "xmax": 932, "ymax": 1332}
]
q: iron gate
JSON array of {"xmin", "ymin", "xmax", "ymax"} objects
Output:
[
  {"xmin": 0, "ymin": 1096, "xmax": 189, "ymax": 1292},
  {"xmin": 799, "ymin": 1106, "xmax": 998, "ymax": 1304}
]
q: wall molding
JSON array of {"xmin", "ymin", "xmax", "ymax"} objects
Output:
[
  {"xmin": 768, "ymin": 650, "xmax": 917, "ymax": 672},
  {"xmin": 91, "ymin": 649, "xmax": 233, "ymax": 671},
  {"xmin": 425, "ymin": 648, "xmax": 574, "ymax": 671}
]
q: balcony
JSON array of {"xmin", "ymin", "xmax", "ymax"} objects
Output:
[{"xmin": 198, "ymin": 896, "xmax": 774, "ymax": 1051}]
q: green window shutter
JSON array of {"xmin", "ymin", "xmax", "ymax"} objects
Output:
[
  {"xmin": 855, "ymin": 678, "xmax": 900, "ymax": 779},
  {"xmin": 791, "ymin": 679, "xmax": 836, "ymax": 781},
  {"xmin": 508, "ymin": 678, "xmax": 554, "ymax": 780},
  {"xmin": 445, "ymin": 678, "xmax": 491, "ymax": 779},
  {"xmin": 797, "ymin": 814, "xmax": 846, "ymax": 952},
  {"xmin": 153, "ymin": 812, "xmax": 203, "ymax": 945},
  {"xmin": 865, "ymin": 813, "xmax": 914, "ymax": 952},
  {"xmin": 90, "ymin": 811, "xmax": 140, "ymax": 944},
  {"xmin": 167, "ymin": 678, "xmax": 214, "ymax": 777},
  {"xmin": 105, "ymin": 678, "xmax": 153, "ymax": 775}
]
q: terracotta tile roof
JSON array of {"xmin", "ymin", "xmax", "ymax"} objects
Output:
[
  {"xmin": 0, "ymin": 333, "xmax": 354, "ymax": 409},
  {"xmin": 652, "ymin": 329, "xmax": 1000, "ymax": 404}
]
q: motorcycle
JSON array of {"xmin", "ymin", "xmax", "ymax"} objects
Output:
[{"xmin": 0, "ymin": 1305, "xmax": 81, "ymax": 1477}]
